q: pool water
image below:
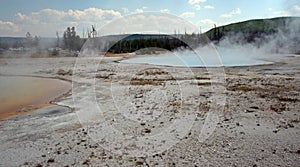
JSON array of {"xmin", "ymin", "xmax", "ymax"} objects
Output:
[
  {"xmin": 0, "ymin": 76, "xmax": 70, "ymax": 120},
  {"xmin": 122, "ymin": 50, "xmax": 272, "ymax": 67}
]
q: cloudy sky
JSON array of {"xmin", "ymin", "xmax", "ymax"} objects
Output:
[{"xmin": 0, "ymin": 0, "xmax": 299, "ymax": 37}]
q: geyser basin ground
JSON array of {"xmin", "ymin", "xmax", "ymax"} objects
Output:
[
  {"xmin": 0, "ymin": 76, "xmax": 71, "ymax": 120},
  {"xmin": 121, "ymin": 51, "xmax": 273, "ymax": 67},
  {"xmin": 0, "ymin": 55, "xmax": 299, "ymax": 166}
]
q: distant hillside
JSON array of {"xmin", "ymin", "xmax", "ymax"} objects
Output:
[
  {"xmin": 0, "ymin": 37, "xmax": 27, "ymax": 44},
  {"xmin": 0, "ymin": 37, "xmax": 57, "ymax": 49},
  {"xmin": 205, "ymin": 17, "xmax": 300, "ymax": 43}
]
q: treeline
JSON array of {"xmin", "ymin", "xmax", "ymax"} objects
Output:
[
  {"xmin": 107, "ymin": 33, "xmax": 209, "ymax": 54},
  {"xmin": 108, "ymin": 37, "xmax": 187, "ymax": 53},
  {"xmin": 206, "ymin": 24, "xmax": 278, "ymax": 43},
  {"xmin": 0, "ymin": 27, "xmax": 85, "ymax": 52},
  {"xmin": 62, "ymin": 27, "xmax": 85, "ymax": 51}
]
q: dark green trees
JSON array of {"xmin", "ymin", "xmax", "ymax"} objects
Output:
[
  {"xmin": 63, "ymin": 27, "xmax": 83, "ymax": 51},
  {"xmin": 107, "ymin": 36, "xmax": 189, "ymax": 54}
]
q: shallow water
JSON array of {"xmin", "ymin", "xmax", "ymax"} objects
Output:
[
  {"xmin": 122, "ymin": 51, "xmax": 272, "ymax": 67},
  {"xmin": 0, "ymin": 76, "xmax": 70, "ymax": 120}
]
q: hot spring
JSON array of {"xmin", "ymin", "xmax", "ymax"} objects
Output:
[
  {"xmin": 0, "ymin": 76, "xmax": 71, "ymax": 120},
  {"xmin": 121, "ymin": 48, "xmax": 273, "ymax": 67}
]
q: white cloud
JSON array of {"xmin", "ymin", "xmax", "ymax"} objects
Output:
[
  {"xmin": 198, "ymin": 19, "xmax": 217, "ymax": 31},
  {"xmin": 220, "ymin": 14, "xmax": 232, "ymax": 18},
  {"xmin": 122, "ymin": 8, "xmax": 129, "ymax": 14},
  {"xmin": 273, "ymin": 5, "xmax": 300, "ymax": 16},
  {"xmin": 188, "ymin": 0, "xmax": 206, "ymax": 5},
  {"xmin": 188, "ymin": 0, "xmax": 205, "ymax": 11},
  {"xmin": 234, "ymin": 8, "xmax": 242, "ymax": 14},
  {"xmin": 0, "ymin": 21, "xmax": 19, "ymax": 35},
  {"xmin": 293, "ymin": 5, "xmax": 300, "ymax": 12},
  {"xmin": 220, "ymin": 8, "xmax": 241, "ymax": 18},
  {"xmin": 0, "ymin": 10, "xmax": 202, "ymax": 37},
  {"xmin": 14, "ymin": 8, "xmax": 122, "ymax": 24},
  {"xmin": 135, "ymin": 9, "xmax": 144, "ymax": 13},
  {"xmin": 204, "ymin": 5, "xmax": 214, "ymax": 9},
  {"xmin": 198, "ymin": 19, "xmax": 216, "ymax": 25},
  {"xmin": 0, "ymin": 8, "xmax": 122, "ymax": 37},
  {"xmin": 100, "ymin": 13, "xmax": 199, "ymax": 35},
  {"xmin": 195, "ymin": 5, "xmax": 201, "ymax": 11},
  {"xmin": 180, "ymin": 12, "xmax": 195, "ymax": 18},
  {"xmin": 160, "ymin": 9, "xmax": 170, "ymax": 13},
  {"xmin": 135, "ymin": 7, "xmax": 147, "ymax": 14},
  {"xmin": 273, "ymin": 10, "xmax": 288, "ymax": 15}
]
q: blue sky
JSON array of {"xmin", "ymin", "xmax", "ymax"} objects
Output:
[{"xmin": 0, "ymin": 0, "xmax": 299, "ymax": 37}]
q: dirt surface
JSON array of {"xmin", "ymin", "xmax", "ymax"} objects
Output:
[{"xmin": 0, "ymin": 54, "xmax": 299, "ymax": 166}]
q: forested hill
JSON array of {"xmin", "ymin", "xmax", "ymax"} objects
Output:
[{"xmin": 205, "ymin": 17, "xmax": 300, "ymax": 42}]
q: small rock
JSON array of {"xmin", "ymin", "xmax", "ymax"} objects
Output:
[
  {"xmin": 35, "ymin": 164, "xmax": 43, "ymax": 167},
  {"xmin": 144, "ymin": 128, "xmax": 151, "ymax": 133},
  {"xmin": 245, "ymin": 109, "xmax": 255, "ymax": 113},
  {"xmin": 270, "ymin": 103, "xmax": 286, "ymax": 113},
  {"xmin": 135, "ymin": 161, "xmax": 144, "ymax": 166},
  {"xmin": 47, "ymin": 158, "xmax": 55, "ymax": 163},
  {"xmin": 135, "ymin": 94, "xmax": 143, "ymax": 98},
  {"xmin": 250, "ymin": 106, "xmax": 259, "ymax": 109},
  {"xmin": 288, "ymin": 123, "xmax": 294, "ymax": 128},
  {"xmin": 279, "ymin": 118, "xmax": 286, "ymax": 124},
  {"xmin": 57, "ymin": 69, "xmax": 72, "ymax": 76},
  {"xmin": 225, "ymin": 155, "xmax": 231, "ymax": 158},
  {"xmin": 82, "ymin": 159, "xmax": 90, "ymax": 165},
  {"xmin": 223, "ymin": 118, "xmax": 230, "ymax": 121}
]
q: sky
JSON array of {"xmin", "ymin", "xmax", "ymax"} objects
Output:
[{"xmin": 0, "ymin": 0, "xmax": 299, "ymax": 37}]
